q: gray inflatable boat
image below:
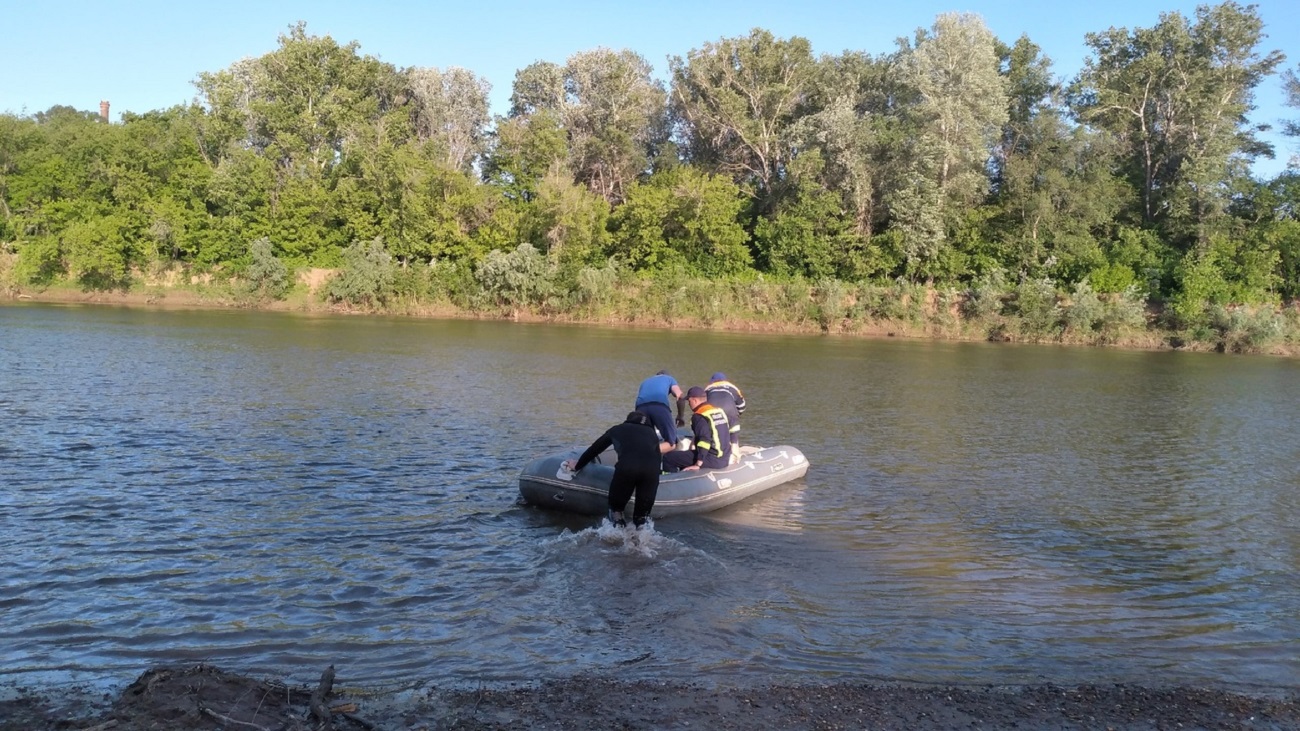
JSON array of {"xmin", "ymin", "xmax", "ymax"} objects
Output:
[{"xmin": 517, "ymin": 445, "xmax": 809, "ymax": 517}]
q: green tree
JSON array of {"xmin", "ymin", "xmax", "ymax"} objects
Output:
[
  {"xmin": 753, "ymin": 171, "xmax": 855, "ymax": 279},
  {"xmin": 326, "ymin": 237, "xmax": 396, "ymax": 306},
  {"xmin": 891, "ymin": 13, "xmax": 1009, "ymax": 281},
  {"xmin": 610, "ymin": 166, "xmax": 751, "ymax": 275},
  {"xmin": 518, "ymin": 167, "xmax": 612, "ymax": 267},
  {"xmin": 405, "ymin": 66, "xmax": 492, "ymax": 172},
  {"xmin": 1283, "ymin": 64, "xmax": 1300, "ymax": 167},
  {"xmin": 1072, "ymin": 2, "xmax": 1284, "ymax": 246},
  {"xmin": 196, "ymin": 22, "xmax": 401, "ymax": 173},
  {"xmin": 562, "ymin": 48, "xmax": 668, "ymax": 203},
  {"xmin": 669, "ymin": 28, "xmax": 816, "ymax": 212},
  {"xmin": 483, "ymin": 111, "xmax": 569, "ymax": 203},
  {"xmin": 989, "ymin": 37, "xmax": 1124, "ymax": 281},
  {"xmin": 509, "ymin": 61, "xmax": 566, "ymax": 117}
]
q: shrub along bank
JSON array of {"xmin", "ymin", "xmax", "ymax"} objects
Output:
[{"xmin": 6, "ymin": 251, "xmax": 1299, "ymax": 356}]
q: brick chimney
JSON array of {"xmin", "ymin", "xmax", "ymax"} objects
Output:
[{"xmin": 99, "ymin": 100, "xmax": 110, "ymax": 122}]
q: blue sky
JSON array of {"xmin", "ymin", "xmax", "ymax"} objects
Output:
[{"xmin": 2, "ymin": 0, "xmax": 1297, "ymax": 176}]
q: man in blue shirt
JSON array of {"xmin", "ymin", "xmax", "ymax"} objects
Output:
[{"xmin": 634, "ymin": 369, "xmax": 682, "ymax": 451}]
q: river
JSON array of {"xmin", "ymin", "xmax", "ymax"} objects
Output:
[{"xmin": 2, "ymin": 303, "xmax": 1297, "ymax": 695}]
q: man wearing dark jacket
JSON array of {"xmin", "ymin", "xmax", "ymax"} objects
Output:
[
  {"xmin": 664, "ymin": 386, "xmax": 732, "ymax": 472},
  {"xmin": 564, "ymin": 411, "xmax": 670, "ymax": 528},
  {"xmin": 704, "ymin": 372, "xmax": 746, "ymax": 450}
]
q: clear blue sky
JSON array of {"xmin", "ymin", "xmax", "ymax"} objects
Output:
[{"xmin": 2, "ymin": 0, "xmax": 1297, "ymax": 176}]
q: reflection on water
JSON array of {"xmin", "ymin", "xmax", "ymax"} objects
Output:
[{"xmin": 1, "ymin": 303, "xmax": 1298, "ymax": 695}]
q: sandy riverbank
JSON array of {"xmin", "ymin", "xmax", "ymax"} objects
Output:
[{"xmin": 2, "ymin": 665, "xmax": 1297, "ymax": 730}]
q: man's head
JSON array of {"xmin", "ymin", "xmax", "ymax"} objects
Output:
[
  {"xmin": 686, "ymin": 385, "xmax": 707, "ymax": 407},
  {"xmin": 711, "ymin": 372, "xmax": 726, "ymax": 382}
]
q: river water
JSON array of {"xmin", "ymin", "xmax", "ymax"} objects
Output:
[{"xmin": 2, "ymin": 303, "xmax": 1297, "ymax": 695}]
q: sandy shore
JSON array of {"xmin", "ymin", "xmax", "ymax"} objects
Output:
[{"xmin": 2, "ymin": 665, "xmax": 1297, "ymax": 730}]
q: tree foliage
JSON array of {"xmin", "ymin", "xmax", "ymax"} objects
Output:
[
  {"xmin": 669, "ymin": 29, "xmax": 816, "ymax": 210},
  {"xmin": 1072, "ymin": 2, "xmax": 1284, "ymax": 246},
  {"xmin": 0, "ymin": 6, "xmax": 1296, "ymax": 327}
]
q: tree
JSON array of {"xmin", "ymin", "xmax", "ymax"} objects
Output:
[
  {"xmin": 562, "ymin": 48, "xmax": 668, "ymax": 203},
  {"xmin": 499, "ymin": 52, "xmax": 666, "ymax": 205},
  {"xmin": 405, "ymin": 66, "xmax": 492, "ymax": 172},
  {"xmin": 753, "ymin": 170, "xmax": 855, "ymax": 279},
  {"xmin": 482, "ymin": 110, "xmax": 569, "ymax": 204},
  {"xmin": 669, "ymin": 28, "xmax": 816, "ymax": 211},
  {"xmin": 509, "ymin": 61, "xmax": 566, "ymax": 117},
  {"xmin": 989, "ymin": 37, "xmax": 1124, "ymax": 282},
  {"xmin": 891, "ymin": 13, "xmax": 1008, "ymax": 280},
  {"xmin": 195, "ymin": 22, "xmax": 401, "ymax": 173},
  {"xmin": 1283, "ymin": 64, "xmax": 1300, "ymax": 167},
  {"xmin": 1072, "ymin": 2, "xmax": 1284, "ymax": 246},
  {"xmin": 792, "ymin": 86, "xmax": 877, "ymax": 240},
  {"xmin": 610, "ymin": 166, "xmax": 751, "ymax": 276},
  {"xmin": 518, "ymin": 167, "xmax": 612, "ymax": 267}
]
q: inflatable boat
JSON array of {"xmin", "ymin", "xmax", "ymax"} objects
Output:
[{"xmin": 517, "ymin": 445, "xmax": 809, "ymax": 517}]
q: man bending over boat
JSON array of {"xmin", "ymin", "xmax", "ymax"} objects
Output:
[
  {"xmin": 634, "ymin": 369, "xmax": 683, "ymax": 452},
  {"xmin": 564, "ymin": 411, "xmax": 672, "ymax": 529},
  {"xmin": 705, "ymin": 372, "xmax": 746, "ymax": 452},
  {"xmin": 663, "ymin": 386, "xmax": 732, "ymax": 472}
]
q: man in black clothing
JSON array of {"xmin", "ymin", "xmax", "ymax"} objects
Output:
[{"xmin": 564, "ymin": 411, "xmax": 669, "ymax": 528}]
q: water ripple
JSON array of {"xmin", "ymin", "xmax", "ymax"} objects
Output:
[{"xmin": 2, "ymin": 306, "xmax": 1298, "ymax": 694}]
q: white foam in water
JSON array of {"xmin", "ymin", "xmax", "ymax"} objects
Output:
[{"xmin": 545, "ymin": 518, "xmax": 715, "ymax": 562}]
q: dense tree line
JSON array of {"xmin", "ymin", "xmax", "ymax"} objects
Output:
[{"xmin": 3, "ymin": 6, "xmax": 1300, "ymax": 335}]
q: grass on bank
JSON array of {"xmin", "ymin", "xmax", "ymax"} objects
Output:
[{"xmin": 3, "ymin": 248, "xmax": 1299, "ymax": 356}]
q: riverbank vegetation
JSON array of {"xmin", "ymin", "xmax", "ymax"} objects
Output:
[{"xmin": 4, "ymin": 4, "xmax": 1300, "ymax": 353}]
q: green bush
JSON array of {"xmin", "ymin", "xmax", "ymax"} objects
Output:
[
  {"xmin": 427, "ymin": 259, "xmax": 478, "ymax": 308},
  {"xmin": 244, "ymin": 237, "xmax": 290, "ymax": 300},
  {"xmin": 1282, "ymin": 306, "xmax": 1300, "ymax": 344},
  {"xmin": 1088, "ymin": 262, "xmax": 1137, "ymax": 293},
  {"xmin": 812, "ymin": 277, "xmax": 848, "ymax": 330},
  {"xmin": 326, "ymin": 237, "xmax": 396, "ymax": 307},
  {"xmin": 389, "ymin": 265, "xmax": 435, "ymax": 302},
  {"xmin": 14, "ymin": 236, "xmax": 65, "ymax": 284},
  {"xmin": 474, "ymin": 243, "xmax": 555, "ymax": 311},
  {"xmin": 1207, "ymin": 305, "xmax": 1283, "ymax": 353},
  {"xmin": 777, "ymin": 278, "xmax": 815, "ymax": 324},
  {"xmin": 929, "ymin": 287, "xmax": 961, "ymax": 328},
  {"xmin": 1167, "ymin": 247, "xmax": 1231, "ymax": 329},
  {"xmin": 1097, "ymin": 286, "xmax": 1149, "ymax": 342},
  {"xmin": 961, "ymin": 269, "xmax": 1008, "ymax": 321},
  {"xmin": 1011, "ymin": 278, "xmax": 1062, "ymax": 342},
  {"xmin": 1063, "ymin": 281, "xmax": 1104, "ymax": 335},
  {"xmin": 574, "ymin": 257, "xmax": 623, "ymax": 309}
]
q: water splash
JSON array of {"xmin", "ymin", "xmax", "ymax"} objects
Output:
[{"xmin": 544, "ymin": 519, "xmax": 723, "ymax": 564}]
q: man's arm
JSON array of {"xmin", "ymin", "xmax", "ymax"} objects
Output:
[{"xmin": 568, "ymin": 431, "xmax": 613, "ymax": 472}]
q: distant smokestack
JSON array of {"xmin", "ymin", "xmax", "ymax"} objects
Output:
[{"xmin": 99, "ymin": 100, "xmax": 110, "ymax": 122}]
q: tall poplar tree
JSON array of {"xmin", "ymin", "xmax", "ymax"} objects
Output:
[{"xmin": 892, "ymin": 13, "xmax": 1008, "ymax": 280}]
